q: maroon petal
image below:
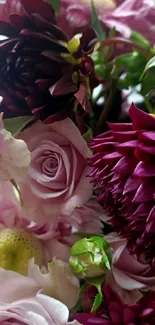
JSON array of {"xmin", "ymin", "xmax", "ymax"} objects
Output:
[
  {"xmin": 21, "ymin": 0, "xmax": 55, "ymax": 20},
  {"xmin": 49, "ymin": 74, "xmax": 78, "ymax": 96},
  {"xmin": 0, "ymin": 22, "xmax": 18, "ymax": 37},
  {"xmin": 101, "ymin": 152, "xmax": 122, "ymax": 165},
  {"xmin": 134, "ymin": 161, "xmax": 155, "ymax": 178},
  {"xmin": 112, "ymin": 130, "xmax": 137, "ymax": 143},
  {"xmin": 139, "ymin": 131, "xmax": 155, "ymax": 144},
  {"xmin": 107, "ymin": 122, "xmax": 133, "ymax": 132},
  {"xmin": 115, "ymin": 140, "xmax": 138, "ymax": 155},
  {"xmin": 74, "ymin": 83, "xmax": 91, "ymax": 112},
  {"xmin": 80, "ymin": 28, "xmax": 99, "ymax": 54},
  {"xmin": 129, "ymin": 102, "xmax": 155, "ymax": 130},
  {"xmin": 123, "ymin": 176, "xmax": 141, "ymax": 195},
  {"xmin": 132, "ymin": 181, "xmax": 155, "ymax": 203}
]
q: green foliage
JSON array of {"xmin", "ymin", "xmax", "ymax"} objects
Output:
[
  {"xmin": 4, "ymin": 116, "xmax": 34, "ymax": 137},
  {"xmin": 47, "ymin": 0, "xmax": 60, "ymax": 14},
  {"xmin": 90, "ymin": 0, "xmax": 105, "ymax": 41},
  {"xmin": 141, "ymin": 56, "xmax": 155, "ymax": 80},
  {"xmin": 130, "ymin": 31, "xmax": 150, "ymax": 49}
]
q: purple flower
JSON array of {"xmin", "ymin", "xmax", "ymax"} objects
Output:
[
  {"xmin": 0, "ymin": 0, "xmax": 98, "ymax": 121},
  {"xmin": 89, "ymin": 104, "xmax": 155, "ymax": 261}
]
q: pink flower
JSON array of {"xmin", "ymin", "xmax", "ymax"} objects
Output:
[
  {"xmin": 61, "ymin": 196, "xmax": 106, "ymax": 234},
  {"xmin": 101, "ymin": 0, "xmax": 155, "ymax": 43},
  {"xmin": 19, "ymin": 118, "xmax": 93, "ymax": 222},
  {"xmin": 105, "ymin": 233, "xmax": 155, "ymax": 302},
  {"xmin": 0, "ymin": 113, "xmax": 30, "ymax": 182},
  {"xmin": 0, "ymin": 181, "xmax": 71, "ymax": 275},
  {"xmin": 0, "ymin": 266, "xmax": 81, "ymax": 324},
  {"xmin": 58, "ymin": 0, "xmax": 155, "ymax": 45}
]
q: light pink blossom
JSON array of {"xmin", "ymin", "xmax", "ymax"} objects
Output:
[
  {"xmin": 19, "ymin": 119, "xmax": 93, "ymax": 222},
  {"xmin": 0, "ymin": 114, "xmax": 30, "ymax": 182},
  {"xmin": 61, "ymin": 196, "xmax": 106, "ymax": 234},
  {"xmin": 105, "ymin": 232, "xmax": 155, "ymax": 302},
  {"xmin": 0, "ymin": 181, "xmax": 71, "ymax": 274},
  {"xmin": 0, "ymin": 265, "xmax": 81, "ymax": 324}
]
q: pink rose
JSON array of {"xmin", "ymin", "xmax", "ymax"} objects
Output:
[
  {"xmin": 105, "ymin": 233, "xmax": 155, "ymax": 297},
  {"xmin": 19, "ymin": 118, "xmax": 93, "ymax": 222}
]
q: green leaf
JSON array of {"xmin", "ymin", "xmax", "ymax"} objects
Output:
[
  {"xmin": 131, "ymin": 30, "xmax": 150, "ymax": 49},
  {"xmin": 90, "ymin": 0, "xmax": 105, "ymax": 41},
  {"xmin": 4, "ymin": 116, "xmax": 34, "ymax": 137},
  {"xmin": 115, "ymin": 51, "xmax": 146, "ymax": 74},
  {"xmin": 140, "ymin": 56, "xmax": 155, "ymax": 80},
  {"xmin": 141, "ymin": 70, "xmax": 155, "ymax": 96},
  {"xmin": 47, "ymin": 0, "xmax": 60, "ymax": 15},
  {"xmin": 83, "ymin": 127, "xmax": 93, "ymax": 141},
  {"xmin": 92, "ymin": 292, "xmax": 103, "ymax": 312}
]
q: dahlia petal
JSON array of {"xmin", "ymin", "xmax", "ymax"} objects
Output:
[
  {"xmin": 134, "ymin": 161, "xmax": 155, "ymax": 178},
  {"xmin": 80, "ymin": 28, "xmax": 99, "ymax": 54},
  {"xmin": 90, "ymin": 142, "xmax": 116, "ymax": 152},
  {"xmin": 101, "ymin": 152, "xmax": 122, "ymax": 165},
  {"xmin": 49, "ymin": 74, "xmax": 78, "ymax": 96},
  {"xmin": 32, "ymin": 13, "xmax": 68, "ymax": 41},
  {"xmin": 0, "ymin": 22, "xmax": 18, "ymax": 37},
  {"xmin": 115, "ymin": 140, "xmax": 138, "ymax": 155},
  {"xmin": 123, "ymin": 176, "xmax": 141, "ymax": 195},
  {"xmin": 112, "ymin": 156, "xmax": 137, "ymax": 176},
  {"xmin": 107, "ymin": 122, "xmax": 133, "ymax": 131},
  {"xmin": 132, "ymin": 203, "xmax": 153, "ymax": 217},
  {"xmin": 132, "ymin": 181, "xmax": 155, "ymax": 203},
  {"xmin": 112, "ymin": 131, "xmax": 137, "ymax": 143},
  {"xmin": 147, "ymin": 206, "xmax": 155, "ymax": 223},
  {"xmin": 139, "ymin": 131, "xmax": 155, "ymax": 144},
  {"xmin": 21, "ymin": 0, "xmax": 55, "ymax": 20},
  {"xmin": 129, "ymin": 103, "xmax": 155, "ymax": 130},
  {"xmin": 74, "ymin": 84, "xmax": 91, "ymax": 113},
  {"xmin": 138, "ymin": 143, "xmax": 155, "ymax": 155},
  {"xmin": 10, "ymin": 14, "xmax": 25, "ymax": 30}
]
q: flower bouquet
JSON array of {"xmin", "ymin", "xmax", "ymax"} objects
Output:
[{"xmin": 0, "ymin": 0, "xmax": 155, "ymax": 324}]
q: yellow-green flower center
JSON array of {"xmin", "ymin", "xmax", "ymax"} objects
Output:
[{"xmin": 0, "ymin": 228, "xmax": 44, "ymax": 275}]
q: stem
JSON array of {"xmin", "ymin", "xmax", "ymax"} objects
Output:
[
  {"xmin": 100, "ymin": 37, "xmax": 150, "ymax": 59},
  {"xmin": 95, "ymin": 81, "xmax": 117, "ymax": 136}
]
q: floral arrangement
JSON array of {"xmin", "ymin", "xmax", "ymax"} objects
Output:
[{"xmin": 0, "ymin": 0, "xmax": 155, "ymax": 324}]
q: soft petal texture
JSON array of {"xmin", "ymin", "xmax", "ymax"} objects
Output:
[
  {"xmin": 105, "ymin": 233, "xmax": 155, "ymax": 300},
  {"xmin": 19, "ymin": 118, "xmax": 93, "ymax": 221},
  {"xmin": 0, "ymin": 114, "xmax": 30, "ymax": 182},
  {"xmin": 61, "ymin": 196, "xmax": 106, "ymax": 234},
  {"xmin": 0, "ymin": 288, "xmax": 82, "ymax": 325},
  {"xmin": 28, "ymin": 258, "xmax": 79, "ymax": 309},
  {"xmin": 0, "ymin": 257, "xmax": 79, "ymax": 309},
  {"xmin": 58, "ymin": 0, "xmax": 155, "ymax": 44},
  {"xmin": 0, "ymin": 180, "xmax": 72, "ymax": 272}
]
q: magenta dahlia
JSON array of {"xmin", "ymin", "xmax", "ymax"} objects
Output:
[
  {"xmin": 89, "ymin": 103, "xmax": 155, "ymax": 261},
  {"xmin": 0, "ymin": 0, "xmax": 98, "ymax": 122},
  {"xmin": 74, "ymin": 286, "xmax": 155, "ymax": 325}
]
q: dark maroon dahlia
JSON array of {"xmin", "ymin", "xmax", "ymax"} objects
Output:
[
  {"xmin": 0, "ymin": 0, "xmax": 98, "ymax": 122},
  {"xmin": 89, "ymin": 103, "xmax": 155, "ymax": 261},
  {"xmin": 73, "ymin": 285, "xmax": 155, "ymax": 325}
]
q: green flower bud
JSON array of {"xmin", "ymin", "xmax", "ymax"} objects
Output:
[{"xmin": 69, "ymin": 236, "xmax": 112, "ymax": 279}]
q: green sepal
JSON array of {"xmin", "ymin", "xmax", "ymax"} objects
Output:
[{"xmin": 86, "ymin": 275, "xmax": 104, "ymax": 312}]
